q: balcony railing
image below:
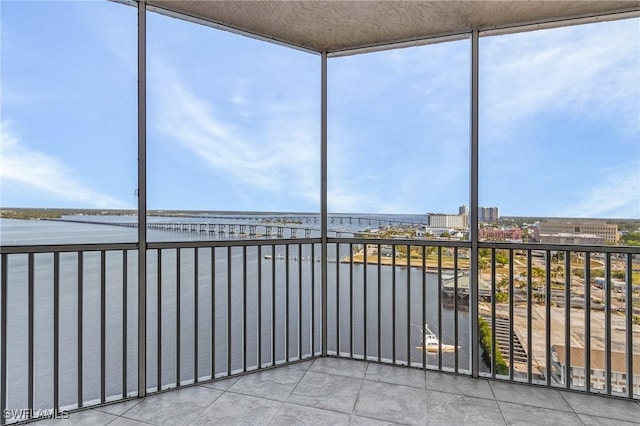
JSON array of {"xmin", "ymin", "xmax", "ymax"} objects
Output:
[{"xmin": 1, "ymin": 238, "xmax": 639, "ymax": 423}]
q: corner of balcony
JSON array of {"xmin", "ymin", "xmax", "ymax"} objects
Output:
[{"xmin": 20, "ymin": 357, "xmax": 640, "ymax": 425}]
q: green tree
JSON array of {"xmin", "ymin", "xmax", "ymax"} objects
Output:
[
  {"xmin": 551, "ymin": 252, "xmax": 565, "ymax": 263},
  {"xmin": 478, "ymin": 257, "xmax": 490, "ymax": 273},
  {"xmin": 479, "ymin": 248, "xmax": 491, "ymax": 258},
  {"xmin": 498, "ymin": 276, "xmax": 510, "ymax": 291},
  {"xmin": 621, "ymin": 232, "xmax": 640, "ymax": 246},
  {"xmin": 552, "ymin": 265, "xmax": 563, "ymax": 279},
  {"xmin": 495, "ymin": 250, "xmax": 509, "ymax": 266}
]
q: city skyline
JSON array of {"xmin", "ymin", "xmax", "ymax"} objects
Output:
[{"xmin": 1, "ymin": 1, "xmax": 639, "ymax": 218}]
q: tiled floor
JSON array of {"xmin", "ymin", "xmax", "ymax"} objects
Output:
[{"xmin": 31, "ymin": 358, "xmax": 640, "ymax": 425}]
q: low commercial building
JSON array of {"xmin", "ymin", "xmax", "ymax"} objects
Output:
[
  {"xmin": 551, "ymin": 345, "xmax": 640, "ymax": 395},
  {"xmin": 536, "ymin": 219, "xmax": 619, "ymax": 243},
  {"xmin": 479, "ymin": 227, "xmax": 522, "ymax": 241},
  {"xmin": 538, "ymin": 233, "xmax": 605, "ymax": 245}
]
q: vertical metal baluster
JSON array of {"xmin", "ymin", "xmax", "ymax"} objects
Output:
[
  {"xmin": 527, "ymin": 251, "xmax": 532, "ymax": 383},
  {"xmin": 377, "ymin": 244, "xmax": 381, "ymax": 362},
  {"xmin": 585, "ymin": 252, "xmax": 591, "ymax": 393},
  {"xmin": 286, "ymin": 244, "xmax": 290, "ymax": 362},
  {"xmin": 194, "ymin": 248, "xmax": 199, "ymax": 382},
  {"xmin": 564, "ymin": 251, "xmax": 571, "ymax": 390},
  {"xmin": 422, "ymin": 246, "xmax": 426, "ymax": 369},
  {"xmin": 123, "ymin": 251, "xmax": 128, "ymax": 397},
  {"xmin": 336, "ymin": 244, "xmax": 340, "ymax": 356},
  {"xmin": 101, "ymin": 251, "xmax": 106, "ymax": 403},
  {"xmin": 258, "ymin": 245, "xmax": 262, "ymax": 368},
  {"xmin": 211, "ymin": 248, "xmax": 215, "ymax": 379},
  {"xmin": 545, "ymin": 250, "xmax": 551, "ymax": 387},
  {"xmin": 491, "ymin": 248, "xmax": 496, "ymax": 378},
  {"xmin": 177, "ymin": 249, "xmax": 181, "ymax": 386},
  {"xmin": 272, "ymin": 244, "xmax": 276, "ymax": 366},
  {"xmin": 509, "ymin": 249, "xmax": 514, "ymax": 381},
  {"xmin": 437, "ymin": 246, "xmax": 442, "ymax": 370},
  {"xmin": 392, "ymin": 245, "xmax": 396, "ymax": 365},
  {"xmin": 299, "ymin": 243, "xmax": 303, "ymax": 360},
  {"xmin": 28, "ymin": 253, "xmax": 34, "ymax": 415},
  {"xmin": 54, "ymin": 252, "xmax": 60, "ymax": 412},
  {"xmin": 605, "ymin": 253, "xmax": 612, "ymax": 395},
  {"xmin": 227, "ymin": 247, "xmax": 231, "ymax": 375},
  {"xmin": 78, "ymin": 252, "xmax": 84, "ymax": 406},
  {"xmin": 363, "ymin": 244, "xmax": 367, "ymax": 361},
  {"xmin": 243, "ymin": 246, "xmax": 247, "ymax": 372},
  {"xmin": 157, "ymin": 249, "xmax": 162, "ymax": 390},
  {"xmin": 0, "ymin": 254, "xmax": 6, "ymax": 425},
  {"xmin": 311, "ymin": 244, "xmax": 315, "ymax": 357},
  {"xmin": 625, "ymin": 254, "xmax": 633, "ymax": 399},
  {"xmin": 349, "ymin": 243, "xmax": 354, "ymax": 359},
  {"xmin": 454, "ymin": 247, "xmax": 459, "ymax": 373},
  {"xmin": 406, "ymin": 244, "xmax": 411, "ymax": 366}
]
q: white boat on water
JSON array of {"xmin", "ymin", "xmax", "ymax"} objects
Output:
[{"xmin": 415, "ymin": 324, "xmax": 459, "ymax": 353}]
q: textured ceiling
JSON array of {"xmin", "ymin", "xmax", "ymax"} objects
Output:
[{"xmin": 146, "ymin": 1, "xmax": 640, "ymax": 53}]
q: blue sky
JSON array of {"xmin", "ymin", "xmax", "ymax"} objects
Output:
[{"xmin": 1, "ymin": 1, "xmax": 639, "ymax": 218}]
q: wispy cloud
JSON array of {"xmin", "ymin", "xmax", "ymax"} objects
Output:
[
  {"xmin": 326, "ymin": 42, "xmax": 470, "ymax": 213},
  {"xmin": 0, "ymin": 121, "xmax": 130, "ymax": 208},
  {"xmin": 482, "ymin": 20, "xmax": 640, "ymax": 141},
  {"xmin": 559, "ymin": 164, "xmax": 640, "ymax": 219},
  {"xmin": 149, "ymin": 59, "xmax": 319, "ymax": 209}
]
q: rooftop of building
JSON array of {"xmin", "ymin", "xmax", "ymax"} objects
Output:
[{"xmin": 553, "ymin": 346, "xmax": 640, "ymax": 375}]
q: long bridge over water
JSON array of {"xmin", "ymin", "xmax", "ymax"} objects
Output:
[
  {"xmin": 51, "ymin": 219, "xmax": 361, "ymax": 238},
  {"xmin": 158, "ymin": 214, "xmax": 423, "ymax": 227},
  {"xmin": 49, "ymin": 214, "xmax": 425, "ymax": 239}
]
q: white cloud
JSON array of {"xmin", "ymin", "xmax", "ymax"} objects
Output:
[
  {"xmin": 149, "ymin": 59, "xmax": 319, "ymax": 209},
  {"xmin": 0, "ymin": 121, "xmax": 130, "ymax": 208},
  {"xmin": 559, "ymin": 164, "xmax": 640, "ymax": 219},
  {"xmin": 482, "ymin": 20, "xmax": 640, "ymax": 141}
]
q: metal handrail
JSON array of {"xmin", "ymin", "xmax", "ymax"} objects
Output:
[{"xmin": 1, "ymin": 237, "xmax": 639, "ymax": 425}]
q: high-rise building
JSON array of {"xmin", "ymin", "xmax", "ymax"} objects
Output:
[{"xmin": 478, "ymin": 206, "xmax": 499, "ymax": 223}]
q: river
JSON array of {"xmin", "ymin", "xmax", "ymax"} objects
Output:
[{"xmin": 0, "ymin": 215, "xmax": 472, "ymax": 410}]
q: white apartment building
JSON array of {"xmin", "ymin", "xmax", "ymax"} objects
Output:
[{"xmin": 427, "ymin": 213, "xmax": 468, "ymax": 229}]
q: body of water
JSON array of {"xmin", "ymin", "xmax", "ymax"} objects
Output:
[{"xmin": 0, "ymin": 214, "xmax": 472, "ymax": 411}]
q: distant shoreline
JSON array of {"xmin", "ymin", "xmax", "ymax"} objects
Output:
[{"xmin": 2, "ymin": 208, "xmax": 639, "ymax": 229}]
